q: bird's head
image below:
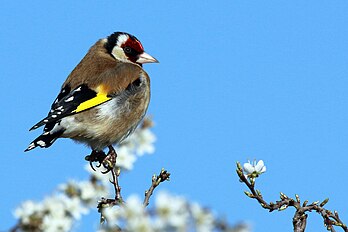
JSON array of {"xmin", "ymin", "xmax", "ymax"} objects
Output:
[{"xmin": 104, "ymin": 32, "xmax": 158, "ymax": 66}]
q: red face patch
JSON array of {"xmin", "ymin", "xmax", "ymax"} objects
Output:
[
  {"xmin": 122, "ymin": 37, "xmax": 144, "ymax": 54},
  {"xmin": 120, "ymin": 37, "xmax": 144, "ymax": 64}
]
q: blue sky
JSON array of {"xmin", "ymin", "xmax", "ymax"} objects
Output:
[{"xmin": 1, "ymin": 0, "xmax": 348, "ymax": 231}]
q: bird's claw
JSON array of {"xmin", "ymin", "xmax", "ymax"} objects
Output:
[
  {"xmin": 85, "ymin": 147, "xmax": 117, "ymax": 174},
  {"xmin": 85, "ymin": 150, "xmax": 107, "ymax": 172},
  {"xmin": 89, "ymin": 161, "xmax": 96, "ymax": 171}
]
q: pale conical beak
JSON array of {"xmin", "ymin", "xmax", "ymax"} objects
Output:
[{"xmin": 137, "ymin": 52, "xmax": 159, "ymax": 64}]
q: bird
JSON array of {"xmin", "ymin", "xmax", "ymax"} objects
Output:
[{"xmin": 25, "ymin": 31, "xmax": 158, "ymax": 171}]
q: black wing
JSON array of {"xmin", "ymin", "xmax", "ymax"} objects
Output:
[{"xmin": 29, "ymin": 84, "xmax": 110, "ymax": 131}]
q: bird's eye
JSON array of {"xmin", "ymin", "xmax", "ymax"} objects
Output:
[{"xmin": 124, "ymin": 47, "xmax": 132, "ymax": 54}]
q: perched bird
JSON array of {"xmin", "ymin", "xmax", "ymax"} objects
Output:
[{"xmin": 25, "ymin": 32, "xmax": 158, "ymax": 170}]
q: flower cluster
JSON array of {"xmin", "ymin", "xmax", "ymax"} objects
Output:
[
  {"xmin": 14, "ymin": 171, "xmax": 110, "ymax": 232},
  {"xmin": 14, "ymin": 195, "xmax": 87, "ymax": 232},
  {"xmin": 100, "ymin": 192, "xmax": 250, "ymax": 232}
]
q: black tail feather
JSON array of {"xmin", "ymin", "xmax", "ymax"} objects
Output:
[{"xmin": 25, "ymin": 131, "xmax": 62, "ymax": 152}]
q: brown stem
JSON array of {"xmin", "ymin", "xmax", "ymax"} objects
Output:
[
  {"xmin": 111, "ymin": 167, "xmax": 122, "ymax": 202},
  {"xmin": 293, "ymin": 213, "xmax": 307, "ymax": 232},
  {"xmin": 143, "ymin": 169, "xmax": 170, "ymax": 207}
]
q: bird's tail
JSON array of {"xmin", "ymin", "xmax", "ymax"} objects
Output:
[{"xmin": 25, "ymin": 131, "xmax": 62, "ymax": 152}]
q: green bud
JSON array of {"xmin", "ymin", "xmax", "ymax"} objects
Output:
[
  {"xmin": 280, "ymin": 192, "xmax": 288, "ymax": 200},
  {"xmin": 236, "ymin": 169, "xmax": 243, "ymax": 177},
  {"xmin": 244, "ymin": 191, "xmax": 254, "ymax": 198},
  {"xmin": 236, "ymin": 162, "xmax": 242, "ymax": 171},
  {"xmin": 279, "ymin": 205, "xmax": 288, "ymax": 211},
  {"xmin": 320, "ymin": 198, "xmax": 329, "ymax": 207},
  {"xmin": 250, "ymin": 178, "xmax": 255, "ymax": 186},
  {"xmin": 295, "ymin": 194, "xmax": 300, "ymax": 203},
  {"xmin": 312, "ymin": 201, "xmax": 320, "ymax": 205}
]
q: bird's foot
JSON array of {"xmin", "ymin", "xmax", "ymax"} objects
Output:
[
  {"xmin": 85, "ymin": 150, "xmax": 107, "ymax": 171},
  {"xmin": 85, "ymin": 146, "xmax": 117, "ymax": 174}
]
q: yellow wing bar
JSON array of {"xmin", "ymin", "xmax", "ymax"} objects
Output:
[{"xmin": 73, "ymin": 92, "xmax": 111, "ymax": 113}]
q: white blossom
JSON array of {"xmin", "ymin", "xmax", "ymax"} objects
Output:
[
  {"xmin": 116, "ymin": 146, "xmax": 137, "ymax": 170},
  {"xmin": 190, "ymin": 202, "xmax": 214, "ymax": 232},
  {"xmin": 123, "ymin": 195, "xmax": 145, "ymax": 218},
  {"xmin": 79, "ymin": 181, "xmax": 99, "ymax": 202},
  {"xmin": 102, "ymin": 206, "xmax": 121, "ymax": 225},
  {"xmin": 126, "ymin": 216, "xmax": 153, "ymax": 232},
  {"xmin": 42, "ymin": 195, "xmax": 67, "ymax": 219},
  {"xmin": 42, "ymin": 214, "xmax": 73, "ymax": 232},
  {"xmin": 155, "ymin": 192, "xmax": 189, "ymax": 230},
  {"xmin": 14, "ymin": 200, "xmax": 44, "ymax": 224},
  {"xmin": 133, "ymin": 128, "xmax": 156, "ymax": 156},
  {"xmin": 60, "ymin": 179, "xmax": 109, "ymax": 206},
  {"xmin": 102, "ymin": 195, "xmax": 149, "ymax": 230},
  {"xmin": 63, "ymin": 196, "xmax": 88, "ymax": 220},
  {"xmin": 243, "ymin": 160, "xmax": 266, "ymax": 177},
  {"xmin": 84, "ymin": 164, "xmax": 112, "ymax": 185},
  {"xmin": 121, "ymin": 127, "xmax": 156, "ymax": 156}
]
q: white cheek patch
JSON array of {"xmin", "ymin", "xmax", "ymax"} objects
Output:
[{"xmin": 111, "ymin": 47, "xmax": 128, "ymax": 61}]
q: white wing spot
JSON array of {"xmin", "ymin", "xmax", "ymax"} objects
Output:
[
  {"xmin": 51, "ymin": 115, "xmax": 57, "ymax": 118},
  {"xmin": 36, "ymin": 140, "xmax": 46, "ymax": 147},
  {"xmin": 65, "ymin": 96, "xmax": 74, "ymax": 102}
]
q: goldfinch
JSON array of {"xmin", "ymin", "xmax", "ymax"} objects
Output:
[{"xmin": 25, "ymin": 32, "xmax": 158, "ymax": 169}]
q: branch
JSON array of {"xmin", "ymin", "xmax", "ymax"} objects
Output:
[
  {"xmin": 236, "ymin": 162, "xmax": 347, "ymax": 232},
  {"xmin": 98, "ymin": 165, "xmax": 124, "ymax": 224},
  {"xmin": 143, "ymin": 168, "xmax": 171, "ymax": 207}
]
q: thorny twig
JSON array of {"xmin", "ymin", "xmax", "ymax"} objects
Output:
[
  {"xmin": 143, "ymin": 168, "xmax": 171, "ymax": 207},
  {"xmin": 236, "ymin": 162, "xmax": 347, "ymax": 232}
]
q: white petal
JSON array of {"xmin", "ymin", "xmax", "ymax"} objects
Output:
[
  {"xmin": 260, "ymin": 165, "xmax": 266, "ymax": 173},
  {"xmin": 243, "ymin": 162, "xmax": 255, "ymax": 174},
  {"xmin": 255, "ymin": 160, "xmax": 265, "ymax": 173}
]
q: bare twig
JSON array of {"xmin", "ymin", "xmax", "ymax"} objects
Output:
[
  {"xmin": 98, "ymin": 151, "xmax": 124, "ymax": 225},
  {"xmin": 110, "ymin": 167, "xmax": 123, "ymax": 202},
  {"xmin": 236, "ymin": 162, "xmax": 347, "ymax": 232},
  {"xmin": 143, "ymin": 168, "xmax": 171, "ymax": 207}
]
